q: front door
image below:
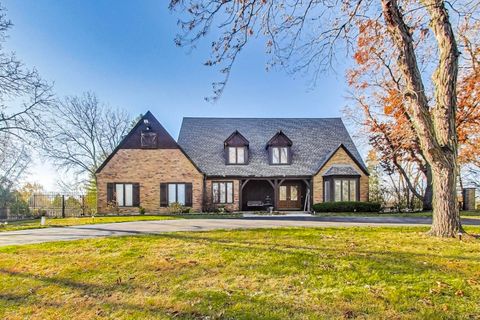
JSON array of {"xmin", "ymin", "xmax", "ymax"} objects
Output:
[{"xmin": 278, "ymin": 183, "xmax": 301, "ymax": 210}]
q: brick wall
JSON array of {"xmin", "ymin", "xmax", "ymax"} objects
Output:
[
  {"xmin": 205, "ymin": 179, "xmax": 241, "ymax": 212},
  {"xmin": 313, "ymin": 148, "xmax": 369, "ymax": 204},
  {"xmin": 96, "ymin": 149, "xmax": 204, "ymax": 214}
]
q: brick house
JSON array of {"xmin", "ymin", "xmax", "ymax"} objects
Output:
[{"xmin": 96, "ymin": 111, "xmax": 369, "ymax": 213}]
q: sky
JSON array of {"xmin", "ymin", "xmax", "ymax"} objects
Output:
[{"xmin": 3, "ymin": 0, "xmax": 359, "ymax": 191}]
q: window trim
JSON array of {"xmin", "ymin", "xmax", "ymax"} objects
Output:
[
  {"xmin": 114, "ymin": 183, "xmax": 134, "ymax": 207},
  {"xmin": 160, "ymin": 182, "xmax": 193, "ymax": 207},
  {"xmin": 270, "ymin": 146, "xmax": 291, "ymax": 165},
  {"xmin": 167, "ymin": 183, "xmax": 187, "ymax": 205},
  {"xmin": 226, "ymin": 146, "xmax": 247, "ymax": 165},
  {"xmin": 323, "ymin": 176, "xmax": 360, "ymax": 202},
  {"xmin": 212, "ymin": 181, "xmax": 234, "ymax": 204}
]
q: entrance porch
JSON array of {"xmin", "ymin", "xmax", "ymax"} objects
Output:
[{"xmin": 239, "ymin": 178, "xmax": 312, "ymax": 211}]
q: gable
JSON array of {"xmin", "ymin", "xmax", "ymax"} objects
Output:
[
  {"xmin": 224, "ymin": 130, "xmax": 249, "ymax": 147},
  {"xmin": 120, "ymin": 111, "xmax": 178, "ymax": 149},
  {"xmin": 96, "ymin": 111, "xmax": 202, "ymax": 174},
  {"xmin": 266, "ymin": 130, "xmax": 293, "ymax": 148},
  {"xmin": 316, "ymin": 144, "xmax": 369, "ymax": 176}
]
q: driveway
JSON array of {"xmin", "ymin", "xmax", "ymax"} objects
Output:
[{"xmin": 0, "ymin": 216, "xmax": 478, "ymax": 247}]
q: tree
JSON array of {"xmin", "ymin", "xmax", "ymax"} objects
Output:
[
  {"xmin": 366, "ymin": 149, "xmax": 386, "ymax": 205},
  {"xmin": 170, "ymin": 0, "xmax": 479, "ymax": 236},
  {"xmin": 43, "ymin": 92, "xmax": 131, "ymax": 188},
  {"xmin": 17, "ymin": 182, "xmax": 44, "ymax": 202},
  {"xmin": 347, "ymin": 13, "xmax": 480, "ymax": 213},
  {"xmin": 0, "ymin": 5, "xmax": 53, "ymax": 189}
]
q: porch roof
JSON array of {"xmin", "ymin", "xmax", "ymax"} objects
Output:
[{"xmin": 322, "ymin": 165, "xmax": 361, "ymax": 176}]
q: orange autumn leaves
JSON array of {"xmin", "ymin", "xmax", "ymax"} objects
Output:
[{"xmin": 349, "ymin": 17, "xmax": 480, "ymax": 169}]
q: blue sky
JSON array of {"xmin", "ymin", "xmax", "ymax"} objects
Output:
[{"xmin": 3, "ymin": 1, "xmax": 355, "ymax": 189}]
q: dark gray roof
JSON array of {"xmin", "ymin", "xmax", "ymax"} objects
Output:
[
  {"xmin": 177, "ymin": 118, "xmax": 367, "ymax": 177},
  {"xmin": 323, "ymin": 165, "xmax": 361, "ymax": 176}
]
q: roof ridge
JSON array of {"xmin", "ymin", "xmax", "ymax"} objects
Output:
[{"xmin": 181, "ymin": 117, "xmax": 343, "ymax": 120}]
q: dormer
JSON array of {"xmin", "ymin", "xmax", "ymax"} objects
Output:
[
  {"xmin": 224, "ymin": 130, "xmax": 249, "ymax": 165},
  {"xmin": 266, "ymin": 130, "xmax": 292, "ymax": 165}
]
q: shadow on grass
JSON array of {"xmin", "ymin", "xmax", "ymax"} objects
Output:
[
  {"xmin": 151, "ymin": 232, "xmax": 478, "ymax": 274},
  {"xmin": 0, "ymin": 267, "xmax": 308, "ymax": 319}
]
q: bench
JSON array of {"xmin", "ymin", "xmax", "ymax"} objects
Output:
[{"xmin": 247, "ymin": 200, "xmax": 273, "ymax": 207}]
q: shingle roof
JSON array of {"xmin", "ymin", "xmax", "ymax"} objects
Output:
[
  {"xmin": 177, "ymin": 117, "xmax": 367, "ymax": 177},
  {"xmin": 323, "ymin": 165, "xmax": 361, "ymax": 176}
]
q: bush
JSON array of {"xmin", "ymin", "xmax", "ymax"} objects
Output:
[
  {"xmin": 138, "ymin": 206, "xmax": 146, "ymax": 215},
  {"xmin": 312, "ymin": 201, "xmax": 381, "ymax": 213},
  {"xmin": 9, "ymin": 200, "xmax": 30, "ymax": 216},
  {"xmin": 169, "ymin": 202, "xmax": 192, "ymax": 214},
  {"xmin": 182, "ymin": 207, "xmax": 192, "ymax": 213}
]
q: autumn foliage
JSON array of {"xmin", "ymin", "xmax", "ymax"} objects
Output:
[{"xmin": 348, "ymin": 14, "xmax": 480, "ymax": 205}]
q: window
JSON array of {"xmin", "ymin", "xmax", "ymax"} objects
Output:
[
  {"xmin": 279, "ymin": 185, "xmax": 287, "ymax": 201},
  {"xmin": 271, "ymin": 147, "xmax": 290, "ymax": 164},
  {"xmin": 212, "ymin": 181, "xmax": 234, "ymax": 204},
  {"xmin": 160, "ymin": 183, "xmax": 192, "ymax": 207},
  {"xmin": 290, "ymin": 186, "xmax": 298, "ymax": 201},
  {"xmin": 110, "ymin": 183, "xmax": 139, "ymax": 207},
  {"xmin": 324, "ymin": 178, "xmax": 358, "ymax": 202},
  {"xmin": 324, "ymin": 181, "xmax": 331, "ymax": 202},
  {"xmin": 349, "ymin": 179, "xmax": 356, "ymax": 201},
  {"xmin": 228, "ymin": 147, "xmax": 246, "ymax": 164},
  {"xmin": 168, "ymin": 183, "xmax": 186, "ymax": 205},
  {"xmin": 334, "ymin": 180, "xmax": 342, "ymax": 202}
]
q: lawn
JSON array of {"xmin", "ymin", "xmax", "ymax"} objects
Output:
[
  {"xmin": 314, "ymin": 210, "xmax": 480, "ymax": 219},
  {"xmin": 0, "ymin": 215, "xmax": 182, "ymax": 232},
  {"xmin": 0, "ymin": 227, "xmax": 479, "ymax": 319}
]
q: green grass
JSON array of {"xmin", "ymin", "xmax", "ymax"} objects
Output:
[
  {"xmin": 0, "ymin": 215, "xmax": 181, "ymax": 232},
  {"xmin": 0, "ymin": 227, "xmax": 479, "ymax": 319},
  {"xmin": 315, "ymin": 210, "xmax": 480, "ymax": 219}
]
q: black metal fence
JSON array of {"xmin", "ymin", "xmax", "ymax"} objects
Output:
[{"xmin": 0, "ymin": 192, "xmax": 97, "ymax": 221}]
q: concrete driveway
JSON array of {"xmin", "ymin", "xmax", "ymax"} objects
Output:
[{"xmin": 0, "ymin": 216, "xmax": 478, "ymax": 247}]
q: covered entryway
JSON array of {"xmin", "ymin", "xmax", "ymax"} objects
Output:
[{"xmin": 240, "ymin": 178, "xmax": 312, "ymax": 211}]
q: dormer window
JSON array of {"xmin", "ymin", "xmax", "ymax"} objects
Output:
[
  {"xmin": 271, "ymin": 147, "xmax": 289, "ymax": 164},
  {"xmin": 228, "ymin": 146, "xmax": 245, "ymax": 164},
  {"xmin": 224, "ymin": 130, "xmax": 249, "ymax": 165},
  {"xmin": 267, "ymin": 130, "xmax": 292, "ymax": 165}
]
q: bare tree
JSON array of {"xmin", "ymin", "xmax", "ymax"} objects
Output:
[
  {"xmin": 0, "ymin": 133, "xmax": 30, "ymax": 189},
  {"xmin": 170, "ymin": 0, "xmax": 479, "ymax": 236},
  {"xmin": 43, "ymin": 92, "xmax": 131, "ymax": 187},
  {"xmin": 0, "ymin": 5, "xmax": 53, "ymax": 190},
  {"xmin": 0, "ymin": 7, "xmax": 53, "ymax": 143}
]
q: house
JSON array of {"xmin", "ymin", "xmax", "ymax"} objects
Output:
[{"xmin": 96, "ymin": 111, "xmax": 369, "ymax": 213}]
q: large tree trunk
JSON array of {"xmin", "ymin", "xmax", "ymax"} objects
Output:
[
  {"xmin": 422, "ymin": 163, "xmax": 433, "ymax": 211},
  {"xmin": 381, "ymin": 0, "xmax": 463, "ymax": 236},
  {"xmin": 429, "ymin": 159, "xmax": 462, "ymax": 236}
]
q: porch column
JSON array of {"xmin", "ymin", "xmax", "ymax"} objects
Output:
[
  {"xmin": 273, "ymin": 179, "xmax": 279, "ymax": 210},
  {"xmin": 302, "ymin": 178, "xmax": 313, "ymax": 212}
]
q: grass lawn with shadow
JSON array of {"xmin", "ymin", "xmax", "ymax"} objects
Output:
[
  {"xmin": 0, "ymin": 215, "xmax": 183, "ymax": 232},
  {"xmin": 0, "ymin": 226, "xmax": 479, "ymax": 319}
]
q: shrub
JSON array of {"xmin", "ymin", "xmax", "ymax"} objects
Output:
[
  {"xmin": 138, "ymin": 206, "xmax": 146, "ymax": 215},
  {"xmin": 169, "ymin": 202, "xmax": 184, "ymax": 214},
  {"xmin": 312, "ymin": 201, "xmax": 381, "ymax": 213},
  {"xmin": 182, "ymin": 207, "xmax": 192, "ymax": 213},
  {"xmin": 9, "ymin": 199, "xmax": 30, "ymax": 216}
]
